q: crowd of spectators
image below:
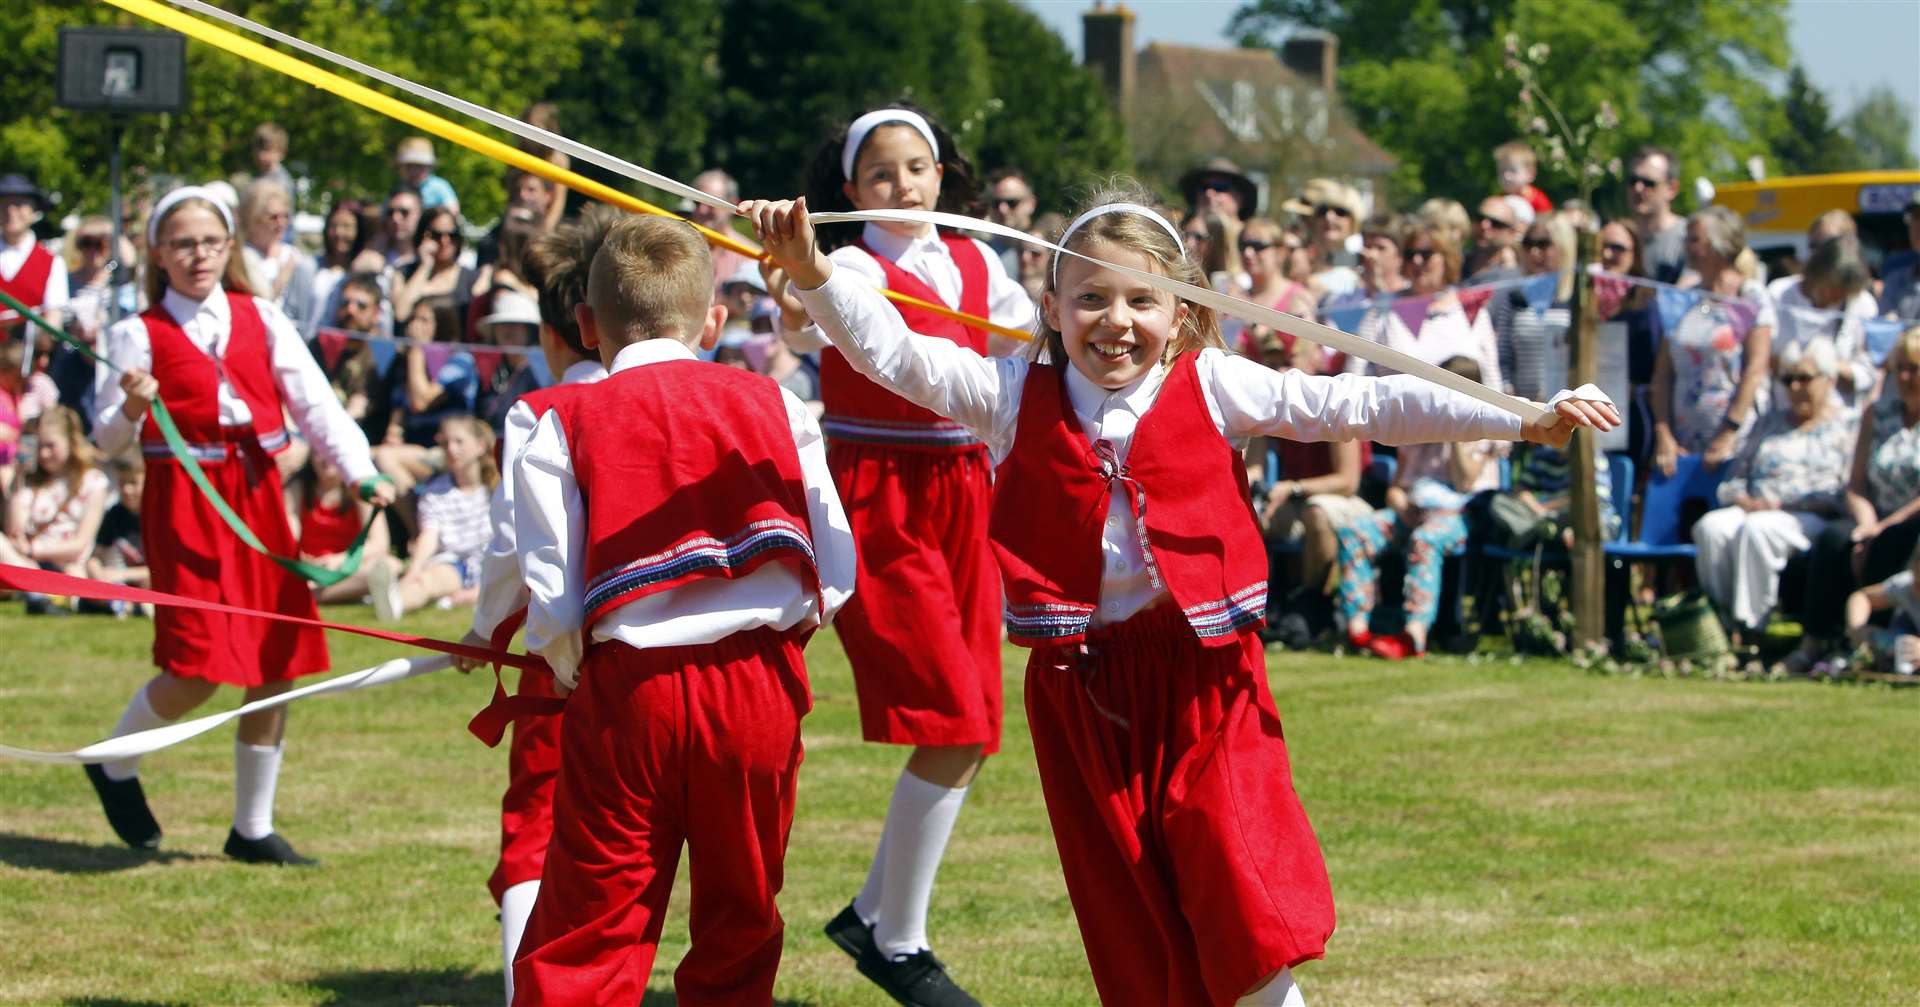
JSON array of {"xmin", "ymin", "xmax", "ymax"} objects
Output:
[{"xmin": 1, "ymin": 123, "xmax": 1915, "ymax": 674}]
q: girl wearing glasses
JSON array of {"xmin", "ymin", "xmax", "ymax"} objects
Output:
[{"xmin": 84, "ymin": 185, "xmax": 396, "ymax": 865}]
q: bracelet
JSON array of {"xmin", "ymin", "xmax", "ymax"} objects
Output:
[{"xmin": 1720, "ymin": 415, "xmax": 1742, "ymax": 433}]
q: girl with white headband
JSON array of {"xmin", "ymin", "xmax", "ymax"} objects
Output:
[
  {"xmin": 768, "ymin": 103, "xmax": 1033, "ymax": 1006},
  {"xmin": 741, "ymin": 180, "xmax": 1618, "ymax": 1007},
  {"xmin": 82, "ymin": 186, "xmax": 397, "ymax": 865}
]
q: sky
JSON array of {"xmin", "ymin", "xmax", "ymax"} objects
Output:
[{"xmin": 1020, "ymin": 0, "xmax": 1920, "ymax": 170}]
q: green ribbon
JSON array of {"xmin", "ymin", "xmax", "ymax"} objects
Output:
[{"xmin": 1, "ymin": 287, "xmax": 379, "ymax": 587}]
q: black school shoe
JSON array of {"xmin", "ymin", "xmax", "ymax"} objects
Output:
[
  {"xmin": 223, "ymin": 829, "xmax": 317, "ymax": 866},
  {"xmin": 825, "ymin": 901, "xmax": 876, "ymax": 961},
  {"xmin": 83, "ymin": 763, "xmax": 162, "ymax": 849},
  {"xmin": 856, "ymin": 946, "xmax": 982, "ymax": 1007}
]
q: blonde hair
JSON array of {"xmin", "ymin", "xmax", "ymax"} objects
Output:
[
  {"xmin": 1531, "ymin": 211, "xmax": 1578, "ymax": 302},
  {"xmin": 237, "ymin": 178, "xmax": 290, "ymax": 240},
  {"xmin": 1033, "ymin": 179, "xmax": 1226, "ymax": 366},
  {"xmin": 441, "ymin": 414, "xmax": 498, "ymax": 491},
  {"xmin": 27, "ymin": 405, "xmax": 97, "ymax": 497},
  {"xmin": 143, "ymin": 195, "xmax": 254, "ymax": 307},
  {"xmin": 1892, "ymin": 326, "xmax": 1920, "ymax": 372},
  {"xmin": 1416, "ymin": 198, "xmax": 1470, "ymax": 251},
  {"xmin": 587, "ymin": 215, "xmax": 714, "ymax": 344},
  {"xmin": 1493, "ymin": 139, "xmax": 1537, "ymax": 169}
]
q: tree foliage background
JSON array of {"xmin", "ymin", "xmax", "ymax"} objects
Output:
[{"xmin": 1, "ymin": 0, "xmax": 1126, "ymax": 228}]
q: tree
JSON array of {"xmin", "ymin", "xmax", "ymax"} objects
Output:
[
  {"xmin": 0, "ymin": 0, "xmax": 599, "ymax": 223},
  {"xmin": 1844, "ymin": 85, "xmax": 1916, "ymax": 171},
  {"xmin": 1771, "ymin": 65, "xmax": 1860, "ymax": 176},
  {"xmin": 1230, "ymin": 0, "xmax": 1791, "ymax": 207},
  {"xmin": 972, "ymin": 0, "xmax": 1130, "ymax": 212}
]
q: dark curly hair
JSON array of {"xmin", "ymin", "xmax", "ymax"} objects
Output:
[{"xmin": 802, "ymin": 101, "xmax": 980, "ymax": 251}]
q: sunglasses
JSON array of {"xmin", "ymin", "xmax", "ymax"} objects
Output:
[
  {"xmin": 427, "ymin": 228, "xmax": 460, "ymax": 239},
  {"xmin": 1200, "ymin": 180, "xmax": 1236, "ymax": 193},
  {"xmin": 1781, "ymin": 372, "xmax": 1825, "ymax": 387},
  {"xmin": 1628, "ymin": 175, "xmax": 1665, "ymax": 190},
  {"xmin": 1895, "ymin": 362, "xmax": 1919, "ymax": 378},
  {"xmin": 1314, "ymin": 204, "xmax": 1353, "ymax": 218},
  {"xmin": 1238, "ymin": 240, "xmax": 1273, "ymax": 254},
  {"xmin": 1405, "ymin": 247, "xmax": 1437, "ymax": 261},
  {"xmin": 1476, "ymin": 215, "xmax": 1513, "ymax": 231},
  {"xmin": 1522, "ymin": 237, "xmax": 1554, "ymax": 250},
  {"xmin": 991, "ymin": 195, "xmax": 1031, "ymax": 208},
  {"xmin": 1183, "ymin": 230, "xmax": 1209, "ymax": 243},
  {"xmin": 341, "ymin": 297, "xmax": 376, "ymax": 312},
  {"xmin": 1601, "ymin": 242, "xmax": 1633, "ymax": 256},
  {"xmin": 76, "ymin": 235, "xmax": 108, "ymax": 252}
]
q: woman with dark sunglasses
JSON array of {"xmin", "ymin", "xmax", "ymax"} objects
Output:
[{"xmin": 392, "ymin": 205, "xmax": 477, "ymax": 326}]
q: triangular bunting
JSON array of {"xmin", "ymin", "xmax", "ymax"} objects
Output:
[
  {"xmin": 1521, "ymin": 273, "xmax": 1557, "ymax": 312},
  {"xmin": 1592, "ymin": 274, "xmax": 1630, "ymax": 321},
  {"xmin": 1458, "ymin": 286, "xmax": 1496, "ymax": 324},
  {"xmin": 1863, "ymin": 317, "xmax": 1904, "ymax": 365},
  {"xmin": 368, "ymin": 338, "xmax": 397, "ymax": 374},
  {"xmin": 470, "ymin": 348, "xmax": 505, "ymax": 391},
  {"xmin": 420, "ymin": 342, "xmax": 455, "ymax": 375},
  {"xmin": 1391, "ymin": 293, "xmax": 1435, "ymax": 335},
  {"xmin": 1323, "ymin": 303, "xmax": 1368, "ymax": 335},
  {"xmin": 314, "ymin": 327, "xmax": 351, "ymax": 371}
]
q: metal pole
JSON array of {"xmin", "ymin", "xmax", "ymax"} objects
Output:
[
  {"xmin": 1569, "ymin": 231, "xmax": 1603, "ymax": 645},
  {"xmin": 108, "ymin": 115, "xmax": 127, "ymax": 324}
]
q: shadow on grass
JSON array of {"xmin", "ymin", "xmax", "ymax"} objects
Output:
[
  {"xmin": 0, "ymin": 832, "xmax": 201, "ymax": 873},
  {"xmin": 641, "ymin": 992, "xmax": 815, "ymax": 1006},
  {"xmin": 312, "ymin": 967, "xmax": 501, "ymax": 1006},
  {"xmin": 61, "ymin": 1000, "xmax": 192, "ymax": 1007}
]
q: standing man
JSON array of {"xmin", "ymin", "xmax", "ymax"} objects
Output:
[
  {"xmin": 1626, "ymin": 145, "xmax": 1687, "ymax": 283},
  {"xmin": 689, "ymin": 168, "xmax": 749, "ymax": 293},
  {"xmin": 1465, "ymin": 195, "xmax": 1521, "ymax": 283},
  {"xmin": 983, "ymin": 168, "xmax": 1037, "ymax": 275}
]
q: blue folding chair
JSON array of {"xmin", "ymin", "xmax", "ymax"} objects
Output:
[{"xmin": 1603, "ymin": 454, "xmax": 1726, "ymax": 639}]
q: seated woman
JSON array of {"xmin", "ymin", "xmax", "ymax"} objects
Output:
[
  {"xmin": 1246, "ymin": 332, "xmax": 1372, "ymax": 601},
  {"xmin": 368, "ymin": 414, "xmax": 495, "ymax": 621},
  {"xmin": 1, "ymin": 406, "xmax": 109, "ymax": 614},
  {"xmin": 1791, "ymin": 326, "xmax": 1920, "ymax": 671},
  {"xmin": 1334, "ymin": 356, "xmax": 1504, "ymax": 659},
  {"xmin": 370, "ymin": 296, "xmax": 477, "ymax": 496},
  {"xmin": 285, "ymin": 453, "xmax": 402, "ymax": 606},
  {"xmin": 1691, "ymin": 337, "xmax": 1856, "ymax": 637}
]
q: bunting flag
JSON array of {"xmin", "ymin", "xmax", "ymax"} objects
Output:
[
  {"xmin": 1592, "ymin": 273, "xmax": 1630, "ymax": 321},
  {"xmin": 1521, "ymin": 272, "xmax": 1558, "ymax": 312},
  {"xmin": 1458, "ymin": 285, "xmax": 1496, "ymax": 325},
  {"xmin": 1863, "ymin": 317, "xmax": 1906, "ymax": 364},
  {"xmin": 1655, "ymin": 286, "xmax": 1705, "ymax": 338},
  {"xmin": 1323, "ymin": 302, "xmax": 1369, "ymax": 335},
  {"xmin": 1390, "ymin": 292, "xmax": 1436, "ymax": 335},
  {"xmin": 419, "ymin": 342, "xmax": 456, "ymax": 375},
  {"xmin": 313, "ymin": 327, "xmax": 352, "ymax": 370}
]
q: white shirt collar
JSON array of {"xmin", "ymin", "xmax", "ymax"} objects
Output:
[
  {"xmin": 860, "ymin": 221, "xmax": 944, "ymax": 263},
  {"xmin": 560, "ymin": 359, "xmax": 607, "ymax": 385},
  {"xmin": 1063, "ymin": 357, "xmax": 1168, "ymax": 426},
  {"xmin": 4, "ymin": 233, "xmax": 35, "ymax": 255},
  {"xmin": 609, "ymin": 338, "xmax": 697, "ymax": 374},
  {"xmin": 161, "ymin": 283, "xmax": 230, "ymax": 326}
]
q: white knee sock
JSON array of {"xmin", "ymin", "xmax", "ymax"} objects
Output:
[
  {"xmin": 852, "ymin": 817, "xmax": 892, "ymax": 926},
  {"xmin": 1234, "ymin": 968, "xmax": 1305, "ymax": 1006},
  {"xmin": 872, "ymin": 769, "xmax": 969, "ymax": 958},
  {"xmin": 501, "ymin": 879, "xmax": 540, "ymax": 1005},
  {"xmin": 102, "ymin": 684, "xmax": 172, "ymax": 782},
  {"xmin": 232, "ymin": 741, "xmax": 283, "ymax": 840}
]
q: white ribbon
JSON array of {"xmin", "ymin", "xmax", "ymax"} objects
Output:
[
  {"xmin": 0, "ymin": 655, "xmax": 449, "ymax": 764},
  {"xmin": 816, "ymin": 208, "xmax": 1569, "ymax": 423},
  {"xmin": 173, "ymin": 0, "xmax": 1608, "ymax": 425}
]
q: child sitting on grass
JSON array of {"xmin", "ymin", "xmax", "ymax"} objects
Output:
[
  {"xmin": 1840, "ymin": 544, "xmax": 1920, "ymax": 676},
  {"xmin": 368, "ymin": 414, "xmax": 494, "ymax": 621}
]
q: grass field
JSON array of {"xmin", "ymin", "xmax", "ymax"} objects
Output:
[{"xmin": 1, "ymin": 605, "xmax": 1916, "ymax": 1006}]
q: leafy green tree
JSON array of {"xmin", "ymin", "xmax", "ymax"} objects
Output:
[
  {"xmin": 1770, "ymin": 65, "xmax": 1861, "ymax": 175},
  {"xmin": 1843, "ymin": 84, "xmax": 1916, "ymax": 171},
  {"xmin": 972, "ymin": 0, "xmax": 1129, "ymax": 213},
  {"xmin": 1230, "ymin": 0, "xmax": 1791, "ymax": 207},
  {"xmin": 2, "ymin": 0, "xmax": 597, "ymax": 222}
]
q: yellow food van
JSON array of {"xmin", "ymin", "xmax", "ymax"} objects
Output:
[{"xmin": 1709, "ymin": 170, "xmax": 1919, "ymax": 273}]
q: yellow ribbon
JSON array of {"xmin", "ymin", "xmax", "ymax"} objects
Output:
[{"xmin": 104, "ymin": 0, "xmax": 1031, "ymax": 343}]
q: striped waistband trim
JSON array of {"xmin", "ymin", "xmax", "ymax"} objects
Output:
[
  {"xmin": 822, "ymin": 414, "xmax": 982, "ymax": 448},
  {"xmin": 142, "ymin": 427, "xmax": 291, "ymax": 461},
  {"xmin": 584, "ymin": 519, "xmax": 816, "ymax": 617}
]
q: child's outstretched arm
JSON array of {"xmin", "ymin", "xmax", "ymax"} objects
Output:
[{"xmin": 738, "ymin": 198, "xmax": 1022, "ymax": 452}]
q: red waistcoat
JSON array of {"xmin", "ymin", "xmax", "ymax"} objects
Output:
[
  {"xmin": 550, "ymin": 358, "xmax": 820, "ymax": 631},
  {"xmin": 0, "ymin": 244, "xmax": 55, "ymax": 330},
  {"xmin": 139, "ymin": 293, "xmax": 290, "ymax": 457},
  {"xmin": 989, "ymin": 353, "xmax": 1268, "ymax": 648},
  {"xmin": 819, "ymin": 234, "xmax": 991, "ymax": 452}
]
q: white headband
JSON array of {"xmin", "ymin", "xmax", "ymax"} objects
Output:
[
  {"xmin": 841, "ymin": 109, "xmax": 941, "ymax": 180},
  {"xmin": 148, "ymin": 185, "xmax": 235, "ymax": 244},
  {"xmin": 1051, "ymin": 203, "xmax": 1185, "ymax": 284}
]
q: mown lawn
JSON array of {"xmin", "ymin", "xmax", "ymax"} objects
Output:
[{"xmin": 1, "ymin": 606, "xmax": 1915, "ymax": 1005}]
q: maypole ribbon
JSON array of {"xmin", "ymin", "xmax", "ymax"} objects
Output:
[
  {"xmin": 0, "ymin": 562, "xmax": 549, "ymax": 762},
  {"xmin": 814, "ymin": 209, "xmax": 1574, "ymax": 423},
  {"xmin": 118, "ymin": 0, "xmax": 1029, "ymax": 344},
  {"xmin": 0, "ymin": 288, "xmax": 381, "ymax": 586}
]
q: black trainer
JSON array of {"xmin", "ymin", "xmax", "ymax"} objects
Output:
[
  {"xmin": 223, "ymin": 829, "xmax": 317, "ymax": 866},
  {"xmin": 83, "ymin": 763, "xmax": 161, "ymax": 849},
  {"xmin": 825, "ymin": 901, "xmax": 876, "ymax": 961},
  {"xmin": 856, "ymin": 947, "xmax": 981, "ymax": 1007}
]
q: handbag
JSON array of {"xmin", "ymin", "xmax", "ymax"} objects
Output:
[{"xmin": 1651, "ymin": 590, "xmax": 1732, "ymax": 659}]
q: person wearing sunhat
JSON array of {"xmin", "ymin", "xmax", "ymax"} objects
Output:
[
  {"xmin": 1179, "ymin": 156, "xmax": 1258, "ymax": 221},
  {"xmin": 1282, "ymin": 177, "xmax": 1364, "ymax": 299},
  {"xmin": 0, "ymin": 174, "xmax": 68, "ymax": 332},
  {"xmin": 392, "ymin": 136, "xmax": 460, "ymax": 215}
]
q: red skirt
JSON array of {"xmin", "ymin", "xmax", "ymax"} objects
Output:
[
  {"xmin": 141, "ymin": 432, "xmax": 328, "ymax": 687},
  {"xmin": 489, "ymin": 663, "xmax": 563, "ymax": 904},
  {"xmin": 827, "ymin": 441, "xmax": 1001, "ymax": 753},
  {"xmin": 1025, "ymin": 604, "xmax": 1334, "ymax": 1007}
]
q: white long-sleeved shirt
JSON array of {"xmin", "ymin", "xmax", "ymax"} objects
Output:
[
  {"xmin": 796, "ymin": 267, "xmax": 1526, "ymax": 626},
  {"xmin": 94, "ymin": 284, "xmax": 379, "ymax": 485},
  {"xmin": 470, "ymin": 358, "xmax": 608, "ymax": 642},
  {"xmin": 783, "ymin": 222, "xmax": 1035, "ymax": 359},
  {"xmin": 1, "ymin": 233, "xmax": 70, "ymax": 313},
  {"xmin": 514, "ymin": 339, "xmax": 857, "ymax": 686}
]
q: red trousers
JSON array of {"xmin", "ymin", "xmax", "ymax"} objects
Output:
[
  {"xmin": 512, "ymin": 630, "xmax": 810, "ymax": 1007},
  {"xmin": 828, "ymin": 442, "xmax": 1002, "ymax": 752},
  {"xmin": 1025, "ymin": 605, "xmax": 1335, "ymax": 1007},
  {"xmin": 490, "ymin": 663, "xmax": 563, "ymax": 904}
]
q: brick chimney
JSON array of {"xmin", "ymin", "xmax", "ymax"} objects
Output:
[
  {"xmin": 1279, "ymin": 29, "xmax": 1337, "ymax": 95},
  {"xmin": 1082, "ymin": 2, "xmax": 1136, "ymax": 114}
]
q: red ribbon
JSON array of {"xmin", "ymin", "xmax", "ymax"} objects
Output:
[{"xmin": 465, "ymin": 608, "xmax": 567, "ymax": 749}]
